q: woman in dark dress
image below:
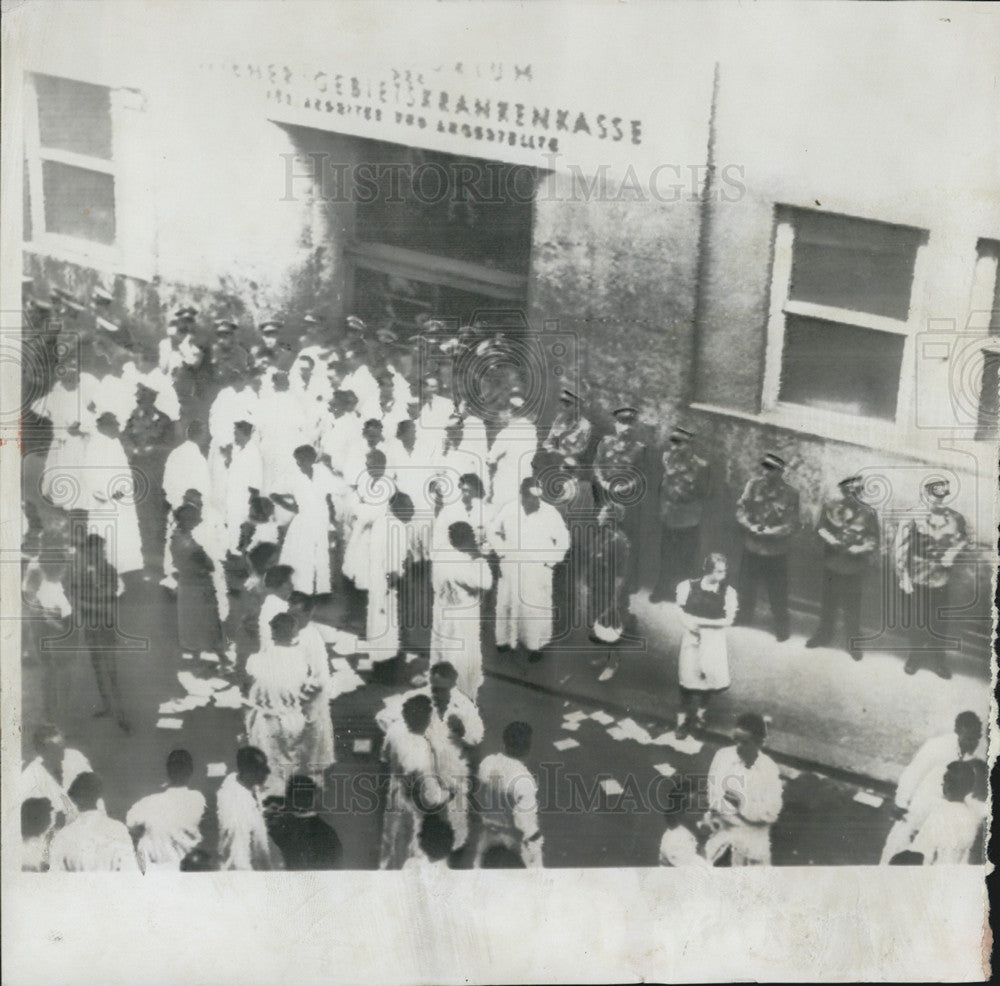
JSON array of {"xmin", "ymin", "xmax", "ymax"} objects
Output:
[{"xmin": 170, "ymin": 503, "xmax": 226, "ymax": 662}]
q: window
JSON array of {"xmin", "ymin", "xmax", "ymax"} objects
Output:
[
  {"xmin": 25, "ymin": 74, "xmax": 117, "ymax": 248},
  {"xmin": 972, "ymin": 239, "xmax": 1000, "ymax": 440},
  {"xmin": 763, "ymin": 208, "xmax": 927, "ymax": 426},
  {"xmin": 348, "ymin": 137, "xmax": 535, "ymax": 333}
]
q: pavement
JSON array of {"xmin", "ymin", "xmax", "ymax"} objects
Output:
[{"xmin": 17, "ymin": 576, "xmax": 990, "ymax": 868}]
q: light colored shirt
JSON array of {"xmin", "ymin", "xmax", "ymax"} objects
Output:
[
  {"xmin": 126, "ymin": 786, "xmax": 206, "ymax": 871},
  {"xmin": 49, "ymin": 810, "xmax": 140, "ymax": 872},
  {"xmin": 21, "ymin": 749, "xmax": 93, "ymax": 823},
  {"xmin": 478, "ymin": 752, "xmax": 539, "ymax": 841},
  {"xmin": 216, "ymin": 773, "xmax": 275, "ymax": 871},
  {"xmin": 911, "ymin": 799, "xmax": 981, "ymax": 865},
  {"xmin": 163, "ymin": 440, "xmax": 212, "ymax": 509},
  {"xmin": 659, "ymin": 825, "xmax": 709, "ymax": 868},
  {"xmin": 707, "ymin": 745, "xmax": 783, "ymax": 825}
]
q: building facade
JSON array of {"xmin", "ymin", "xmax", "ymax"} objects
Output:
[{"xmin": 17, "ymin": 2, "xmax": 998, "ymax": 659}]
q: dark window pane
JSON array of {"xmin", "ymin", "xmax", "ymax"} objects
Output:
[
  {"xmin": 35, "ymin": 75, "xmax": 113, "ymax": 160},
  {"xmin": 789, "ymin": 211, "xmax": 923, "ymax": 321},
  {"xmin": 42, "ymin": 161, "xmax": 115, "ymax": 244},
  {"xmin": 353, "ymin": 267, "xmax": 514, "ymax": 335},
  {"xmin": 974, "ymin": 349, "xmax": 999, "ymax": 440},
  {"xmin": 779, "ymin": 314, "xmax": 905, "ymax": 421},
  {"xmin": 353, "ymin": 140, "xmax": 535, "ymax": 275},
  {"xmin": 23, "ymin": 155, "xmax": 32, "ymax": 241}
]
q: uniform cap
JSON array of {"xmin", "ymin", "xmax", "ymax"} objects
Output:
[
  {"xmin": 214, "ymin": 319, "xmax": 238, "ymax": 333},
  {"xmin": 923, "ymin": 477, "xmax": 951, "ymax": 497},
  {"xmin": 259, "ymin": 315, "xmax": 284, "ymax": 332},
  {"xmin": 92, "ymin": 286, "xmax": 114, "ymax": 305},
  {"xmin": 613, "ymin": 406, "xmax": 638, "ymax": 422},
  {"xmin": 838, "ymin": 474, "xmax": 863, "ymax": 488},
  {"xmin": 509, "ymin": 394, "xmax": 525, "ymax": 409},
  {"xmin": 560, "ymin": 388, "xmax": 580, "ymax": 404},
  {"xmin": 670, "ymin": 426, "xmax": 694, "ymax": 443},
  {"xmin": 761, "ymin": 452, "xmax": 786, "ymax": 471}
]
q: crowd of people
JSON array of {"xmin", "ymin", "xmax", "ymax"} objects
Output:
[{"xmin": 17, "ymin": 286, "xmax": 986, "ymax": 871}]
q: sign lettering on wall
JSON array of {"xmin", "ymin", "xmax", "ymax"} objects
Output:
[{"xmin": 201, "ymin": 61, "xmax": 643, "ymax": 159}]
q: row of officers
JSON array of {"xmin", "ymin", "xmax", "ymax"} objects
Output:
[{"xmin": 564, "ymin": 405, "xmax": 972, "ymax": 680}]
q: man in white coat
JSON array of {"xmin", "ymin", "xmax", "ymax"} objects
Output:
[
  {"xmin": 486, "ymin": 395, "xmax": 538, "ymax": 513},
  {"xmin": 224, "ymin": 420, "xmax": 264, "ymax": 553},
  {"xmin": 879, "ymin": 711, "xmax": 983, "ymax": 864},
  {"xmin": 48, "ymin": 772, "xmax": 140, "ymax": 872},
  {"xmin": 703, "ymin": 712, "xmax": 783, "ymax": 866},
  {"xmin": 491, "ymin": 477, "xmax": 570, "ymax": 662},
  {"xmin": 475, "ymin": 720, "xmax": 543, "ymax": 868}
]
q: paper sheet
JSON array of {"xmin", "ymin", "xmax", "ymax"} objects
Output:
[
  {"xmin": 553, "ymin": 738, "xmax": 579, "ymax": 751},
  {"xmin": 853, "ymin": 790, "xmax": 884, "ymax": 809},
  {"xmin": 156, "ymin": 718, "xmax": 184, "ymax": 730},
  {"xmin": 590, "ymin": 710, "xmax": 615, "ymax": 725},
  {"xmin": 206, "ymin": 762, "xmax": 227, "ymax": 778},
  {"xmin": 600, "ymin": 778, "xmax": 624, "ymax": 796},
  {"xmin": 653, "ymin": 762, "xmax": 676, "ymax": 777}
]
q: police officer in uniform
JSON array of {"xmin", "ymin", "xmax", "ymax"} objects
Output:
[
  {"xmin": 211, "ymin": 319, "xmax": 251, "ymax": 386},
  {"xmin": 593, "ymin": 406, "xmax": 647, "ymax": 591},
  {"xmin": 734, "ymin": 452, "xmax": 800, "ymax": 641},
  {"xmin": 893, "ymin": 477, "xmax": 970, "ymax": 679},
  {"xmin": 650, "ymin": 426, "xmax": 710, "ymax": 603},
  {"xmin": 805, "ymin": 474, "xmax": 880, "ymax": 660}
]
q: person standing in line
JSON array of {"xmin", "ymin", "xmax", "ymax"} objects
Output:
[
  {"xmin": 161, "ymin": 419, "xmax": 212, "ymax": 588},
  {"xmin": 805, "ymin": 474, "xmax": 880, "ymax": 660},
  {"xmin": 48, "ymin": 773, "xmax": 140, "ymax": 872},
  {"xmin": 734, "ymin": 453, "xmax": 800, "ymax": 642},
  {"xmin": 909, "ymin": 760, "xmax": 982, "ymax": 865},
  {"xmin": 879, "ymin": 711, "xmax": 983, "ymax": 864},
  {"xmin": 703, "ymin": 713, "xmax": 783, "ymax": 866},
  {"xmin": 66, "ymin": 533, "xmax": 131, "ymax": 734},
  {"xmin": 486, "ymin": 394, "xmax": 539, "ymax": 515},
  {"xmin": 121, "ymin": 381, "xmax": 176, "ymax": 578},
  {"xmin": 272, "ymin": 445, "xmax": 338, "ymax": 596},
  {"xmin": 379, "ymin": 694, "xmax": 453, "ymax": 870},
  {"xmin": 286, "ymin": 592, "xmax": 336, "ymax": 774},
  {"xmin": 650, "ymin": 426, "xmax": 710, "ymax": 603},
  {"xmin": 592, "ymin": 405, "xmax": 647, "ymax": 591},
  {"xmin": 588, "ymin": 504, "xmax": 631, "ymax": 682},
  {"xmin": 475, "ymin": 721, "xmax": 543, "ymax": 868},
  {"xmin": 893, "ymin": 477, "xmax": 970, "ymax": 678},
  {"xmin": 429, "ymin": 522, "xmax": 493, "ymax": 699},
  {"xmin": 244, "ymin": 612, "xmax": 315, "ymax": 797},
  {"xmin": 491, "ymin": 478, "xmax": 571, "ymax": 664},
  {"xmin": 125, "ymin": 749, "xmax": 206, "ymax": 872},
  {"xmin": 224, "ymin": 420, "xmax": 264, "ymax": 554},
  {"xmin": 170, "ymin": 504, "xmax": 228, "ymax": 665},
  {"xmin": 674, "ymin": 553, "xmax": 739, "ymax": 739},
  {"xmin": 257, "ymin": 564, "xmax": 294, "ymax": 653},
  {"xmin": 217, "ymin": 746, "xmax": 281, "ymax": 871}
]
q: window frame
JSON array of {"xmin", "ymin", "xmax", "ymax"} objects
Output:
[
  {"xmin": 22, "ymin": 73, "xmax": 153, "ymax": 278},
  {"xmin": 761, "ymin": 207, "xmax": 929, "ymax": 445}
]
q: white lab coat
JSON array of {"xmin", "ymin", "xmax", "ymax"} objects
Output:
[
  {"xmin": 49, "ymin": 810, "xmax": 140, "ymax": 872},
  {"xmin": 491, "ymin": 501, "xmax": 570, "ymax": 652},
  {"xmin": 476, "ymin": 752, "xmax": 542, "ymax": 868},
  {"xmin": 126, "ymin": 786, "xmax": 206, "ymax": 871}
]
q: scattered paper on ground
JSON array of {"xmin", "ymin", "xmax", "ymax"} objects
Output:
[
  {"xmin": 156, "ymin": 718, "xmax": 184, "ymax": 730},
  {"xmin": 653, "ymin": 762, "xmax": 677, "ymax": 777},
  {"xmin": 356, "ymin": 658, "xmax": 373, "ymax": 671},
  {"xmin": 600, "ymin": 778, "xmax": 624, "ymax": 796},
  {"xmin": 212, "ymin": 686, "xmax": 245, "ymax": 709},
  {"xmin": 653, "ymin": 731, "xmax": 704, "ymax": 755},
  {"xmin": 553, "ymin": 738, "xmax": 579, "ymax": 751},
  {"xmin": 561, "ymin": 721, "xmax": 581, "ymax": 732},
  {"xmin": 206, "ymin": 762, "xmax": 227, "ymax": 778},
  {"xmin": 853, "ymin": 790, "xmax": 884, "ymax": 808},
  {"xmin": 606, "ymin": 726, "xmax": 629, "ymax": 742},
  {"xmin": 563, "ymin": 710, "xmax": 588, "ymax": 724},
  {"xmin": 590, "ymin": 710, "xmax": 615, "ymax": 725}
]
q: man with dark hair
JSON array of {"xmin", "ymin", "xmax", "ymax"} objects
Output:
[
  {"xmin": 379, "ymin": 694, "xmax": 452, "ymax": 869},
  {"xmin": 49, "ymin": 773, "xmax": 139, "ymax": 871},
  {"xmin": 267, "ymin": 775, "xmax": 343, "ymax": 870},
  {"xmin": 258, "ymin": 564, "xmax": 294, "ymax": 651},
  {"xmin": 404, "ymin": 812, "xmax": 455, "ymax": 872},
  {"xmin": 22, "ymin": 798, "xmax": 54, "ymax": 871},
  {"xmin": 704, "ymin": 713, "xmax": 783, "ymax": 866},
  {"xmin": 911, "ymin": 760, "xmax": 980, "ymax": 864},
  {"xmin": 286, "ymin": 591, "xmax": 336, "ymax": 771},
  {"xmin": 217, "ymin": 747, "xmax": 279, "ymax": 870},
  {"xmin": 880, "ymin": 711, "xmax": 983, "ymax": 864},
  {"xmin": 126, "ymin": 749, "xmax": 206, "ymax": 871},
  {"xmin": 21, "ymin": 725, "xmax": 93, "ymax": 828},
  {"xmin": 224, "ymin": 419, "xmax": 263, "ymax": 554},
  {"xmin": 491, "ymin": 476, "xmax": 570, "ymax": 663},
  {"xmin": 475, "ymin": 720, "xmax": 542, "ymax": 868}
]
